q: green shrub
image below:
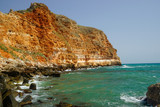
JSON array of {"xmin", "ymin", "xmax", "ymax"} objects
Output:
[{"xmin": 0, "ymin": 43, "xmax": 8, "ymax": 52}]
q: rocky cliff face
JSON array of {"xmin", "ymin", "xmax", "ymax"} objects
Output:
[{"xmin": 0, "ymin": 3, "xmax": 121, "ymax": 70}]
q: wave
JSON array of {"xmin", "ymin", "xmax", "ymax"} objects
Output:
[
  {"xmin": 121, "ymin": 65, "xmax": 134, "ymax": 68},
  {"xmin": 19, "ymin": 85, "xmax": 29, "ymax": 89},
  {"xmin": 65, "ymin": 69, "xmax": 72, "ymax": 72},
  {"xmin": 135, "ymin": 65, "xmax": 152, "ymax": 68},
  {"xmin": 120, "ymin": 94, "xmax": 141, "ymax": 103},
  {"xmin": 69, "ymin": 72, "xmax": 82, "ymax": 75}
]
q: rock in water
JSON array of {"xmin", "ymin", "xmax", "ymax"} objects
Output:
[
  {"xmin": 3, "ymin": 93, "xmax": 19, "ymax": 107},
  {"xmin": 146, "ymin": 83, "xmax": 160, "ymax": 106},
  {"xmin": 20, "ymin": 95, "xmax": 32, "ymax": 106},
  {"xmin": 56, "ymin": 101, "xmax": 74, "ymax": 107},
  {"xmin": 52, "ymin": 73, "xmax": 61, "ymax": 77},
  {"xmin": 29, "ymin": 83, "xmax": 36, "ymax": 90},
  {"xmin": 140, "ymin": 97, "xmax": 148, "ymax": 106},
  {"xmin": 0, "ymin": 75, "xmax": 19, "ymax": 107},
  {"xmin": 23, "ymin": 89, "xmax": 32, "ymax": 93},
  {"xmin": 37, "ymin": 100, "xmax": 43, "ymax": 103}
]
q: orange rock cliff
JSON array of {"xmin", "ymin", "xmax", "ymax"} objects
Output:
[{"xmin": 0, "ymin": 3, "xmax": 121, "ymax": 70}]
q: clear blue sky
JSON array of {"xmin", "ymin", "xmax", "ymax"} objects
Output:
[{"xmin": 1, "ymin": 0, "xmax": 160, "ymax": 64}]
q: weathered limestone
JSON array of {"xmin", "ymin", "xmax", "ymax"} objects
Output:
[{"xmin": 0, "ymin": 3, "xmax": 121, "ymax": 70}]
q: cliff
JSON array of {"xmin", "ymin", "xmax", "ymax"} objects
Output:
[{"xmin": 0, "ymin": 3, "xmax": 121, "ymax": 71}]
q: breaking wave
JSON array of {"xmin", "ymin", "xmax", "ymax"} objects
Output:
[
  {"xmin": 121, "ymin": 65, "xmax": 134, "ymax": 68},
  {"xmin": 120, "ymin": 93, "xmax": 141, "ymax": 103}
]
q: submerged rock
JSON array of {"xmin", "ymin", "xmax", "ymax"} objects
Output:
[
  {"xmin": 56, "ymin": 101, "xmax": 80, "ymax": 107},
  {"xmin": 146, "ymin": 83, "xmax": 160, "ymax": 106},
  {"xmin": 139, "ymin": 96, "xmax": 148, "ymax": 106},
  {"xmin": 56, "ymin": 102, "xmax": 73, "ymax": 107},
  {"xmin": 52, "ymin": 73, "xmax": 61, "ymax": 77},
  {"xmin": 37, "ymin": 99, "xmax": 43, "ymax": 103},
  {"xmin": 47, "ymin": 97, "xmax": 53, "ymax": 100},
  {"xmin": 29, "ymin": 83, "xmax": 36, "ymax": 90}
]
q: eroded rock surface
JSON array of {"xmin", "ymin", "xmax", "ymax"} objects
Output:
[{"xmin": 0, "ymin": 3, "xmax": 121, "ymax": 71}]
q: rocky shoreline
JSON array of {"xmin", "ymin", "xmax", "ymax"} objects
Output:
[
  {"xmin": 0, "ymin": 57, "xmax": 122, "ymax": 107},
  {"xmin": 0, "ymin": 59, "xmax": 160, "ymax": 107},
  {"xmin": 0, "ymin": 65, "xmax": 78, "ymax": 107}
]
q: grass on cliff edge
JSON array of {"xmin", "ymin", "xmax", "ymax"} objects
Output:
[{"xmin": 0, "ymin": 43, "xmax": 48, "ymax": 61}]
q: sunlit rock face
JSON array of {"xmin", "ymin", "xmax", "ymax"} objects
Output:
[{"xmin": 0, "ymin": 3, "xmax": 121, "ymax": 68}]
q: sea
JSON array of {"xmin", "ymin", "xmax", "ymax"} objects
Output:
[{"xmin": 20, "ymin": 63, "xmax": 160, "ymax": 107}]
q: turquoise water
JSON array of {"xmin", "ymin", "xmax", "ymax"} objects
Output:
[{"xmin": 25, "ymin": 63, "xmax": 160, "ymax": 107}]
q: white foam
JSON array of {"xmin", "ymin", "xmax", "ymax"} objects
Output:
[
  {"xmin": 57, "ymin": 71, "xmax": 62, "ymax": 73},
  {"xmin": 31, "ymin": 94, "xmax": 40, "ymax": 103},
  {"xmin": 15, "ymin": 96, "xmax": 23, "ymax": 102},
  {"xmin": 16, "ymin": 90, "xmax": 23, "ymax": 93},
  {"xmin": 33, "ymin": 75, "xmax": 40, "ymax": 79},
  {"xmin": 14, "ymin": 81, "xmax": 23, "ymax": 85},
  {"xmin": 120, "ymin": 94, "xmax": 141, "ymax": 103},
  {"xmin": 121, "ymin": 65, "xmax": 133, "ymax": 68},
  {"xmin": 87, "ymin": 67, "xmax": 96, "ymax": 70},
  {"xmin": 65, "ymin": 69, "xmax": 72, "ymax": 72},
  {"xmin": 29, "ymin": 79, "xmax": 39, "ymax": 84},
  {"xmin": 20, "ymin": 85, "xmax": 29, "ymax": 89}
]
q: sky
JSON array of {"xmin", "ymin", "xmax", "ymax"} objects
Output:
[{"xmin": 0, "ymin": 0, "xmax": 160, "ymax": 64}]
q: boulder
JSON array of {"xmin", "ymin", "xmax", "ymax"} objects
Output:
[
  {"xmin": 23, "ymin": 78, "xmax": 29, "ymax": 84},
  {"xmin": 11, "ymin": 90, "xmax": 19, "ymax": 98},
  {"xmin": 29, "ymin": 83, "xmax": 36, "ymax": 90},
  {"xmin": 1, "ymin": 89, "xmax": 19, "ymax": 107},
  {"xmin": 16, "ymin": 86, "xmax": 21, "ymax": 90},
  {"xmin": 0, "ymin": 91, "xmax": 3, "ymax": 107},
  {"xmin": 56, "ymin": 102, "xmax": 73, "ymax": 107},
  {"xmin": 146, "ymin": 83, "xmax": 160, "ymax": 106},
  {"xmin": 0, "ymin": 75, "xmax": 20, "ymax": 107},
  {"xmin": 140, "ymin": 96, "xmax": 148, "ymax": 106},
  {"xmin": 20, "ymin": 95, "xmax": 32, "ymax": 106},
  {"xmin": 17, "ymin": 76, "xmax": 23, "ymax": 84},
  {"xmin": 18, "ymin": 92, "xmax": 24, "ymax": 97},
  {"xmin": 3, "ymin": 93, "xmax": 19, "ymax": 107},
  {"xmin": 23, "ymin": 89, "xmax": 32, "ymax": 93}
]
